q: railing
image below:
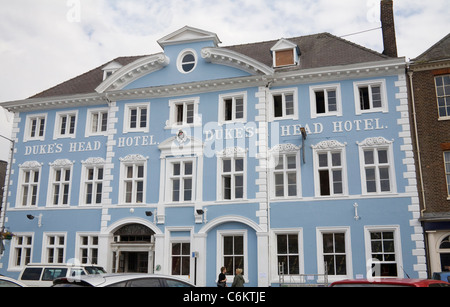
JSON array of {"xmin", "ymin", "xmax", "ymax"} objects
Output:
[{"xmin": 278, "ymin": 262, "xmax": 329, "ymax": 287}]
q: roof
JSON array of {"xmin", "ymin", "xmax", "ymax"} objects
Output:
[
  {"xmin": 30, "ymin": 32, "xmax": 390, "ymax": 100},
  {"xmin": 412, "ymin": 33, "xmax": 450, "ymax": 64}
]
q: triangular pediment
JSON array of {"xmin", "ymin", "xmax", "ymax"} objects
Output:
[
  {"xmin": 158, "ymin": 26, "xmax": 221, "ymax": 48},
  {"xmin": 271, "ymin": 38, "xmax": 298, "ymax": 52}
]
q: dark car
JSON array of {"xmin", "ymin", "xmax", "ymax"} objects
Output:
[{"xmin": 330, "ymin": 278, "xmax": 450, "ymax": 287}]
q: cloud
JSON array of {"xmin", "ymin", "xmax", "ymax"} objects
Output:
[{"xmin": 0, "ymin": 0, "xmax": 448, "ymax": 104}]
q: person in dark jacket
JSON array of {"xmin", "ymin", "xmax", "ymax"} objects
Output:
[
  {"xmin": 217, "ymin": 266, "xmax": 227, "ymax": 287},
  {"xmin": 231, "ymin": 268, "xmax": 245, "ymax": 287}
]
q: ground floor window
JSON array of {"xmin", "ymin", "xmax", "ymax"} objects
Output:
[
  {"xmin": 365, "ymin": 226, "xmax": 401, "ymax": 277},
  {"xmin": 171, "ymin": 242, "xmax": 190, "ymax": 276},
  {"xmin": 277, "ymin": 234, "xmax": 300, "ymax": 275}
]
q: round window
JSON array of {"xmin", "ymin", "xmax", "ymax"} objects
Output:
[{"xmin": 178, "ymin": 50, "xmax": 197, "ymax": 73}]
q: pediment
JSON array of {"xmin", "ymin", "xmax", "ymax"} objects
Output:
[
  {"xmin": 158, "ymin": 26, "xmax": 221, "ymax": 48},
  {"xmin": 271, "ymin": 38, "xmax": 298, "ymax": 52}
]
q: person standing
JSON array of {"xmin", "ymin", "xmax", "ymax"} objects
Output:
[
  {"xmin": 231, "ymin": 268, "xmax": 245, "ymax": 287},
  {"xmin": 217, "ymin": 267, "xmax": 227, "ymax": 287}
]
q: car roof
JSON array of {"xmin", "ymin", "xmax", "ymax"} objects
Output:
[
  {"xmin": 331, "ymin": 278, "xmax": 450, "ymax": 287},
  {"xmin": 54, "ymin": 273, "xmax": 193, "ymax": 287},
  {"xmin": 0, "ymin": 276, "xmax": 28, "ymax": 287},
  {"xmin": 25, "ymin": 263, "xmax": 103, "ymax": 267}
]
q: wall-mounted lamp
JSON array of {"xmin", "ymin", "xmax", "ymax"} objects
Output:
[
  {"xmin": 27, "ymin": 214, "xmax": 43, "ymax": 227},
  {"xmin": 195, "ymin": 209, "xmax": 206, "ymax": 224},
  {"xmin": 145, "ymin": 211, "xmax": 153, "ymax": 217}
]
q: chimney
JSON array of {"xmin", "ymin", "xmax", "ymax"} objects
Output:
[{"xmin": 380, "ymin": 0, "xmax": 398, "ymax": 57}]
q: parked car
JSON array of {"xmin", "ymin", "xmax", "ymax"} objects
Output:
[
  {"xmin": 330, "ymin": 278, "xmax": 450, "ymax": 287},
  {"xmin": 432, "ymin": 272, "xmax": 450, "ymax": 283},
  {"xmin": 0, "ymin": 275, "xmax": 27, "ymax": 287},
  {"xmin": 19, "ymin": 263, "xmax": 106, "ymax": 287},
  {"xmin": 53, "ymin": 273, "xmax": 195, "ymax": 287}
]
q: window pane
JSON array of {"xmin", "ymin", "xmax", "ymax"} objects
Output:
[
  {"xmin": 285, "ymin": 94, "xmax": 294, "ymax": 115},
  {"xmin": 235, "ymin": 98, "xmax": 244, "ymax": 119},
  {"xmin": 319, "ymin": 170, "xmax": 330, "ymax": 196},
  {"xmin": 287, "ymin": 156, "xmax": 296, "ymax": 169},
  {"xmin": 364, "ymin": 150, "xmax": 374, "ymax": 164},
  {"xmin": 224, "ymin": 237, "xmax": 233, "ymax": 255},
  {"xmin": 223, "ymin": 160, "xmax": 231, "ymax": 173},
  {"xmin": 334, "ymin": 233, "xmax": 346, "ymax": 253},
  {"xmin": 323, "ymin": 234, "xmax": 334, "ymax": 253},
  {"xmin": 315, "ymin": 91, "xmax": 326, "ymax": 114},
  {"xmin": 225, "ymin": 99, "xmax": 233, "ymax": 121},
  {"xmin": 173, "ymin": 163, "xmax": 181, "ymax": 176},
  {"xmin": 184, "ymin": 162, "xmax": 193, "ymax": 175},
  {"xmin": 288, "ymin": 235, "xmax": 298, "ymax": 253},
  {"xmin": 277, "ymin": 235, "xmax": 287, "ymax": 254},
  {"xmin": 319, "ymin": 154, "xmax": 328, "ymax": 167},
  {"xmin": 371, "ymin": 86, "xmax": 382, "ymax": 108},
  {"xmin": 275, "ymin": 174, "xmax": 284, "ymax": 197},
  {"xmin": 359, "ymin": 87, "xmax": 370, "ymax": 110},
  {"xmin": 235, "ymin": 159, "xmax": 244, "ymax": 172},
  {"xmin": 378, "ymin": 150, "xmax": 388, "ymax": 164},
  {"xmin": 274, "ymin": 95, "xmax": 283, "ymax": 117},
  {"xmin": 234, "ymin": 236, "xmax": 243, "ymax": 255}
]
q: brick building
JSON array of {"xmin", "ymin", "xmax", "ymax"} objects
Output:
[{"xmin": 408, "ymin": 33, "xmax": 450, "ymax": 275}]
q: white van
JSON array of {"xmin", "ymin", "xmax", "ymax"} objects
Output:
[{"xmin": 19, "ymin": 263, "xmax": 106, "ymax": 287}]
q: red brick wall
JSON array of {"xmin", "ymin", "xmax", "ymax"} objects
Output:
[{"xmin": 412, "ymin": 68, "xmax": 450, "ymax": 213}]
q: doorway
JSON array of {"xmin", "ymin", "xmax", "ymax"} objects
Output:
[{"xmin": 111, "ymin": 223, "xmax": 155, "ymax": 274}]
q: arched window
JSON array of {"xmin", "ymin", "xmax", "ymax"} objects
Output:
[{"xmin": 114, "ymin": 224, "xmax": 154, "ymax": 243}]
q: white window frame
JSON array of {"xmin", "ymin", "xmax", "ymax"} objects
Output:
[
  {"xmin": 269, "ymin": 88, "xmax": 299, "ymax": 121},
  {"xmin": 8, "ymin": 233, "xmax": 34, "ymax": 271},
  {"xmin": 42, "ymin": 233, "xmax": 67, "ymax": 264},
  {"xmin": 310, "ymin": 84, "xmax": 342, "ymax": 119},
  {"xmin": 354, "ymin": 79, "xmax": 388, "ymax": 115},
  {"xmin": 217, "ymin": 148, "xmax": 247, "ymax": 201},
  {"xmin": 16, "ymin": 161, "xmax": 42, "ymax": 208},
  {"xmin": 218, "ymin": 92, "xmax": 247, "ymax": 124},
  {"xmin": 435, "ymin": 75, "xmax": 450, "ymax": 120},
  {"xmin": 269, "ymin": 145, "xmax": 302, "ymax": 199},
  {"xmin": 170, "ymin": 239, "xmax": 191, "ymax": 277},
  {"xmin": 166, "ymin": 158, "xmax": 196, "ymax": 204},
  {"xmin": 24, "ymin": 113, "xmax": 47, "ymax": 142},
  {"xmin": 177, "ymin": 49, "xmax": 197, "ymax": 74},
  {"xmin": 364, "ymin": 225, "xmax": 404, "ymax": 278},
  {"xmin": 166, "ymin": 97, "xmax": 200, "ymax": 128},
  {"xmin": 86, "ymin": 108, "xmax": 108, "ymax": 137},
  {"xmin": 312, "ymin": 141, "xmax": 348, "ymax": 198},
  {"xmin": 445, "ymin": 151, "xmax": 450, "ymax": 198},
  {"xmin": 316, "ymin": 227, "xmax": 353, "ymax": 282},
  {"xmin": 217, "ymin": 230, "xmax": 248, "ymax": 282},
  {"xmin": 53, "ymin": 110, "xmax": 78, "ymax": 139},
  {"xmin": 80, "ymin": 158, "xmax": 106, "ymax": 206},
  {"xmin": 119, "ymin": 155, "xmax": 148, "ymax": 205},
  {"xmin": 123, "ymin": 102, "xmax": 150, "ymax": 133},
  {"xmin": 271, "ymin": 228, "xmax": 304, "ymax": 281},
  {"xmin": 357, "ymin": 137, "xmax": 397, "ymax": 195},
  {"xmin": 76, "ymin": 233, "xmax": 100, "ymax": 265},
  {"xmin": 47, "ymin": 160, "xmax": 74, "ymax": 207}
]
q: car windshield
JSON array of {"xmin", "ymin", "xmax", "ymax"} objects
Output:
[{"xmin": 85, "ymin": 267, "xmax": 107, "ymax": 274}]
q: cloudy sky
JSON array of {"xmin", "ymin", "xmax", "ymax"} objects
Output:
[{"xmin": 0, "ymin": 0, "xmax": 449, "ymax": 104}]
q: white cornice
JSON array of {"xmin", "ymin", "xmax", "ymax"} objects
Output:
[
  {"xmin": 95, "ymin": 53, "xmax": 170, "ymax": 93},
  {"xmin": 0, "ymin": 58, "xmax": 407, "ymax": 112},
  {"xmin": 201, "ymin": 47, "xmax": 274, "ymax": 76}
]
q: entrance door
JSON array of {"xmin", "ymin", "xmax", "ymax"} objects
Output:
[{"xmin": 121, "ymin": 252, "xmax": 149, "ymax": 273}]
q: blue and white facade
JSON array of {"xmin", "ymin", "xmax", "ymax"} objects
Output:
[{"xmin": 0, "ymin": 27, "xmax": 426, "ymax": 286}]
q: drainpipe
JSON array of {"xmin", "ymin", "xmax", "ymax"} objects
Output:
[
  {"xmin": 407, "ymin": 66, "xmax": 427, "ymax": 216},
  {"xmin": 264, "ymin": 79, "xmax": 273, "ymax": 286}
]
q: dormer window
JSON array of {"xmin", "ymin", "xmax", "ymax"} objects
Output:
[
  {"xmin": 102, "ymin": 61, "xmax": 123, "ymax": 81},
  {"xmin": 271, "ymin": 39, "xmax": 300, "ymax": 68}
]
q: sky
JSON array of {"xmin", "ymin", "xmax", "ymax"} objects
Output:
[{"xmin": 0, "ymin": 0, "xmax": 449, "ymax": 104}]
